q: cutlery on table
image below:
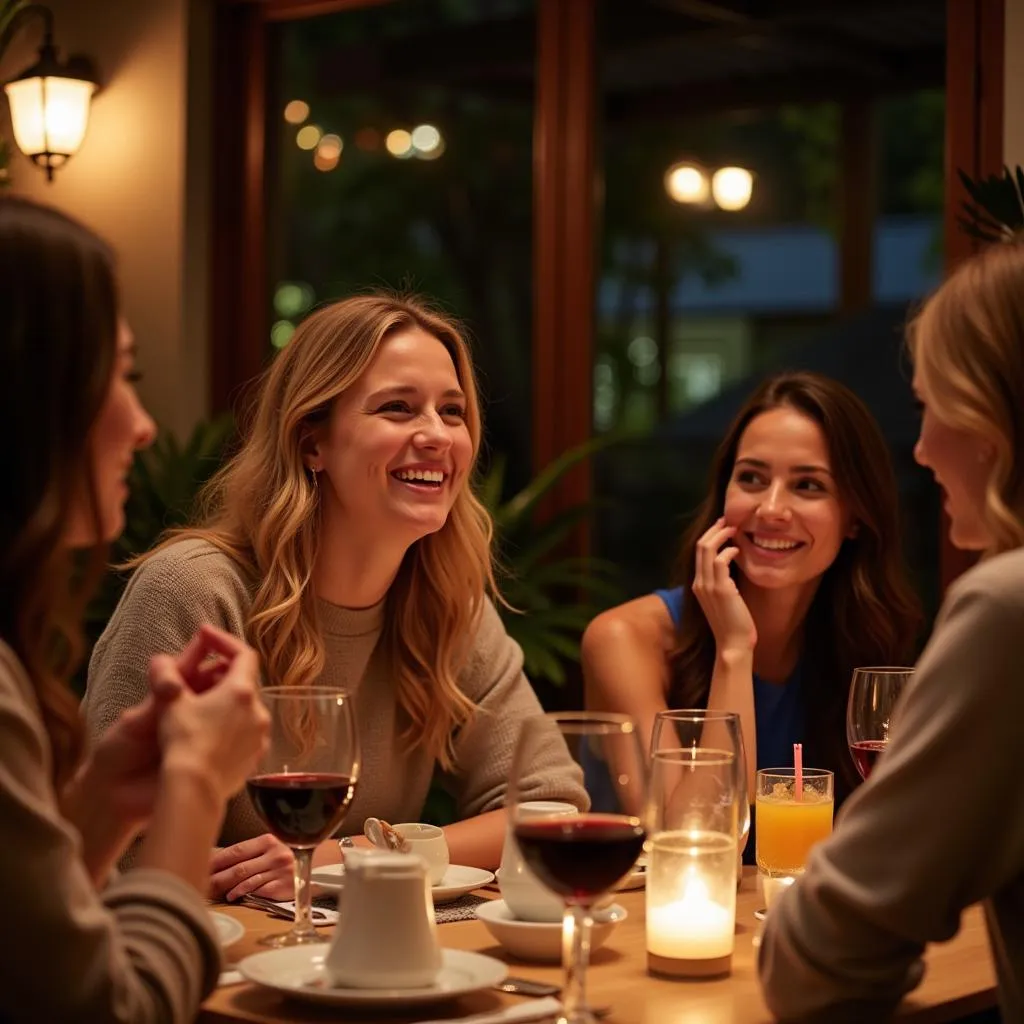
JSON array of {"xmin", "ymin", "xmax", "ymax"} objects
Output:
[{"xmin": 240, "ymin": 893, "xmax": 330, "ymax": 923}]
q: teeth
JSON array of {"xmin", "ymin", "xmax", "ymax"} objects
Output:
[
  {"xmin": 752, "ymin": 536, "xmax": 800, "ymax": 551},
  {"xmin": 394, "ymin": 469, "xmax": 445, "ymax": 484}
]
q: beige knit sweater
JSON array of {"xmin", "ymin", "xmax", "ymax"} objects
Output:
[
  {"xmin": 759, "ymin": 546, "xmax": 1024, "ymax": 1022},
  {"xmin": 84, "ymin": 538, "xmax": 586, "ymax": 853},
  {"xmin": 0, "ymin": 639, "xmax": 220, "ymax": 1023}
]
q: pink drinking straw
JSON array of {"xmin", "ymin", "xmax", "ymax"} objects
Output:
[{"xmin": 794, "ymin": 743, "xmax": 804, "ymax": 801}]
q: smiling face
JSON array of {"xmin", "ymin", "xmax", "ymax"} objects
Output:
[
  {"xmin": 912, "ymin": 366, "xmax": 993, "ymax": 551},
  {"xmin": 310, "ymin": 326, "xmax": 474, "ymax": 549},
  {"xmin": 64, "ymin": 321, "xmax": 157, "ymax": 547},
  {"xmin": 724, "ymin": 406, "xmax": 853, "ymax": 594}
]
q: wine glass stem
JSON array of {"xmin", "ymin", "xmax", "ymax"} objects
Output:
[
  {"xmin": 291, "ymin": 847, "xmax": 318, "ymax": 941},
  {"xmin": 562, "ymin": 903, "xmax": 594, "ymax": 1023}
]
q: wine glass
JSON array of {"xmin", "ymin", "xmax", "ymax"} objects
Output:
[
  {"xmin": 508, "ymin": 713, "xmax": 648, "ymax": 1024},
  {"xmin": 247, "ymin": 686, "xmax": 360, "ymax": 947},
  {"xmin": 651, "ymin": 709, "xmax": 750, "ymax": 859},
  {"xmin": 846, "ymin": 667, "xmax": 914, "ymax": 780}
]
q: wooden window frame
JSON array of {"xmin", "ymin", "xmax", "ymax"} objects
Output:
[{"xmin": 210, "ymin": 0, "xmax": 1004, "ymax": 590}]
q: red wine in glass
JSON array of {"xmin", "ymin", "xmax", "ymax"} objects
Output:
[
  {"xmin": 846, "ymin": 668, "xmax": 913, "ymax": 781},
  {"xmin": 249, "ymin": 686, "xmax": 359, "ymax": 948},
  {"xmin": 514, "ymin": 814, "xmax": 646, "ymax": 903},
  {"xmin": 246, "ymin": 772, "xmax": 356, "ymax": 847},
  {"xmin": 849, "ymin": 740, "xmax": 887, "ymax": 780},
  {"xmin": 509, "ymin": 713, "xmax": 649, "ymax": 1024}
]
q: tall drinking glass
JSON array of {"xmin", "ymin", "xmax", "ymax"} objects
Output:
[
  {"xmin": 651, "ymin": 710, "xmax": 750, "ymax": 858},
  {"xmin": 246, "ymin": 686, "xmax": 360, "ymax": 947},
  {"xmin": 847, "ymin": 667, "xmax": 914, "ymax": 779},
  {"xmin": 755, "ymin": 767, "xmax": 833, "ymax": 911},
  {"xmin": 508, "ymin": 713, "xmax": 647, "ymax": 1024}
]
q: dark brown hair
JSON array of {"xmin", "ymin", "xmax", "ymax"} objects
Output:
[
  {"xmin": 0, "ymin": 197, "xmax": 119, "ymax": 787},
  {"xmin": 668, "ymin": 372, "xmax": 922, "ymax": 801}
]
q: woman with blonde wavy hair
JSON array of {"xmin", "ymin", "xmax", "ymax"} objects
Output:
[
  {"xmin": 84, "ymin": 293, "xmax": 585, "ymax": 901},
  {"xmin": 760, "ymin": 241, "xmax": 1024, "ymax": 1023}
]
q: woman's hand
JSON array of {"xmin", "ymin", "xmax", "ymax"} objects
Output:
[
  {"xmin": 154, "ymin": 625, "xmax": 270, "ymax": 801},
  {"xmin": 209, "ymin": 834, "xmax": 296, "ymax": 901},
  {"xmin": 692, "ymin": 518, "xmax": 757, "ymax": 655}
]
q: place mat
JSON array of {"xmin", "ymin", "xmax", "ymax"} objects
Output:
[{"xmin": 434, "ymin": 893, "xmax": 489, "ymax": 924}]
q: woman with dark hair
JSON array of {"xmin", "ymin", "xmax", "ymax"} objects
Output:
[
  {"xmin": 760, "ymin": 243, "xmax": 1024, "ymax": 1021},
  {"xmin": 0, "ymin": 196, "xmax": 269, "ymax": 1022},
  {"xmin": 584, "ymin": 371, "xmax": 921, "ymax": 841}
]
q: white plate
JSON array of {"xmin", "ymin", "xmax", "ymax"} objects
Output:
[
  {"xmin": 238, "ymin": 946, "xmax": 507, "ymax": 1007},
  {"xmin": 311, "ymin": 863, "xmax": 494, "ymax": 904},
  {"xmin": 475, "ymin": 899, "xmax": 627, "ymax": 963},
  {"xmin": 209, "ymin": 910, "xmax": 245, "ymax": 948}
]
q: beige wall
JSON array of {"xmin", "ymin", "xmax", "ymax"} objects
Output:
[
  {"xmin": 1006, "ymin": 0, "xmax": 1024, "ymax": 168},
  {"xmin": 1, "ymin": 0, "xmax": 211, "ymax": 437}
]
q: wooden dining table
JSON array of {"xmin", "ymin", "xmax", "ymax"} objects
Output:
[{"xmin": 199, "ymin": 868, "xmax": 997, "ymax": 1024}]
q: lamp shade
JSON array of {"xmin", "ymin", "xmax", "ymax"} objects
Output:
[
  {"xmin": 5, "ymin": 75, "xmax": 94, "ymax": 165},
  {"xmin": 3, "ymin": 39, "xmax": 98, "ymax": 180}
]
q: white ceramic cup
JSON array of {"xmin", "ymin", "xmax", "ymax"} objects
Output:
[
  {"xmin": 499, "ymin": 800, "xmax": 578, "ymax": 922},
  {"xmin": 393, "ymin": 822, "xmax": 450, "ymax": 885},
  {"xmin": 327, "ymin": 849, "xmax": 441, "ymax": 989}
]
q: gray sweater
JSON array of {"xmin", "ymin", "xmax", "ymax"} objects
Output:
[
  {"xmin": 758, "ymin": 546, "xmax": 1024, "ymax": 1021},
  {"xmin": 0, "ymin": 640, "xmax": 219, "ymax": 1022},
  {"xmin": 84, "ymin": 538, "xmax": 586, "ymax": 852}
]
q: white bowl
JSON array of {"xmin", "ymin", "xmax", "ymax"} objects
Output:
[{"xmin": 474, "ymin": 900, "xmax": 627, "ymax": 963}]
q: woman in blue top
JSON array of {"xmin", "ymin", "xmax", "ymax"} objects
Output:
[{"xmin": 583, "ymin": 372, "xmax": 921, "ymax": 853}]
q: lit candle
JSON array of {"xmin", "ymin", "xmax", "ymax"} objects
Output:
[{"xmin": 647, "ymin": 874, "xmax": 734, "ymax": 960}]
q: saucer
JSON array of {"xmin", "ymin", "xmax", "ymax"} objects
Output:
[
  {"xmin": 311, "ymin": 863, "xmax": 494, "ymax": 904},
  {"xmin": 209, "ymin": 910, "xmax": 245, "ymax": 948},
  {"xmin": 475, "ymin": 900, "xmax": 627, "ymax": 962},
  {"xmin": 238, "ymin": 946, "xmax": 507, "ymax": 1007}
]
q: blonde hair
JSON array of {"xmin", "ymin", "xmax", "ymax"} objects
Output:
[
  {"xmin": 908, "ymin": 243, "xmax": 1024, "ymax": 555},
  {"xmin": 148, "ymin": 294, "xmax": 496, "ymax": 768}
]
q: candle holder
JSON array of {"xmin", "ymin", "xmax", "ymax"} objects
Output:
[{"xmin": 645, "ymin": 748, "xmax": 739, "ymax": 979}]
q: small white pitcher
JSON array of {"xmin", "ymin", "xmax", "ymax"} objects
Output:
[
  {"xmin": 326, "ymin": 849, "xmax": 441, "ymax": 989},
  {"xmin": 499, "ymin": 800, "xmax": 578, "ymax": 922}
]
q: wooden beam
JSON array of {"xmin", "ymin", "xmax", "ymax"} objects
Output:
[
  {"xmin": 838, "ymin": 100, "xmax": 876, "ymax": 314},
  {"xmin": 261, "ymin": 0, "xmax": 391, "ymax": 20},
  {"xmin": 210, "ymin": 1, "xmax": 269, "ymax": 416},
  {"xmin": 940, "ymin": 0, "xmax": 1004, "ymax": 589},
  {"xmin": 533, "ymin": 0, "xmax": 596, "ymax": 547},
  {"xmin": 605, "ymin": 53, "xmax": 945, "ymax": 124}
]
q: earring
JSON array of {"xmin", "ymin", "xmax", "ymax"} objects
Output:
[{"xmin": 309, "ymin": 467, "xmax": 319, "ymax": 495}]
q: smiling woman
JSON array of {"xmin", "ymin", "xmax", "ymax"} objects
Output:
[
  {"xmin": 583, "ymin": 372, "xmax": 922, "ymax": 846},
  {"xmin": 82, "ymin": 293, "xmax": 587, "ymax": 902}
]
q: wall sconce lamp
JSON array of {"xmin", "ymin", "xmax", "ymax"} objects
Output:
[{"xmin": 0, "ymin": 4, "xmax": 98, "ymax": 181}]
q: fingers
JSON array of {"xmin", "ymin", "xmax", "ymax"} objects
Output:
[
  {"xmin": 147, "ymin": 655, "xmax": 186, "ymax": 703},
  {"xmin": 250, "ymin": 878, "xmax": 298, "ymax": 902},
  {"xmin": 210, "ymin": 834, "xmax": 279, "ymax": 873},
  {"xmin": 176, "ymin": 624, "xmax": 252, "ymax": 693},
  {"xmin": 712, "ymin": 544, "xmax": 741, "ymax": 590},
  {"xmin": 210, "ymin": 839, "xmax": 295, "ymax": 902},
  {"xmin": 694, "ymin": 518, "xmax": 736, "ymax": 594}
]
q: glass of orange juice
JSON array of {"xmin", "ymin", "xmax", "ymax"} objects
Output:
[{"xmin": 755, "ymin": 768, "xmax": 833, "ymax": 911}]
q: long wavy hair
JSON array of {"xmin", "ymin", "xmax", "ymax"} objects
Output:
[
  {"xmin": 908, "ymin": 242, "xmax": 1024, "ymax": 556},
  {"xmin": 668, "ymin": 372, "xmax": 922, "ymax": 801},
  {"xmin": 150, "ymin": 294, "xmax": 495, "ymax": 769},
  {"xmin": 0, "ymin": 198, "xmax": 118, "ymax": 788}
]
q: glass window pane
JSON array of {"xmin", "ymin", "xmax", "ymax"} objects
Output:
[
  {"xmin": 267, "ymin": 0, "xmax": 536, "ymax": 493},
  {"xmin": 595, "ymin": 2, "xmax": 944, "ymax": 619}
]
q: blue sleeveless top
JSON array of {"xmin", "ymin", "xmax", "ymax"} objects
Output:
[{"xmin": 585, "ymin": 588, "xmax": 805, "ymax": 866}]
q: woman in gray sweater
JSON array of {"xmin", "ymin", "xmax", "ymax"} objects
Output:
[
  {"xmin": 759, "ymin": 240, "xmax": 1024, "ymax": 1021},
  {"xmin": 0, "ymin": 197, "xmax": 269, "ymax": 1023}
]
